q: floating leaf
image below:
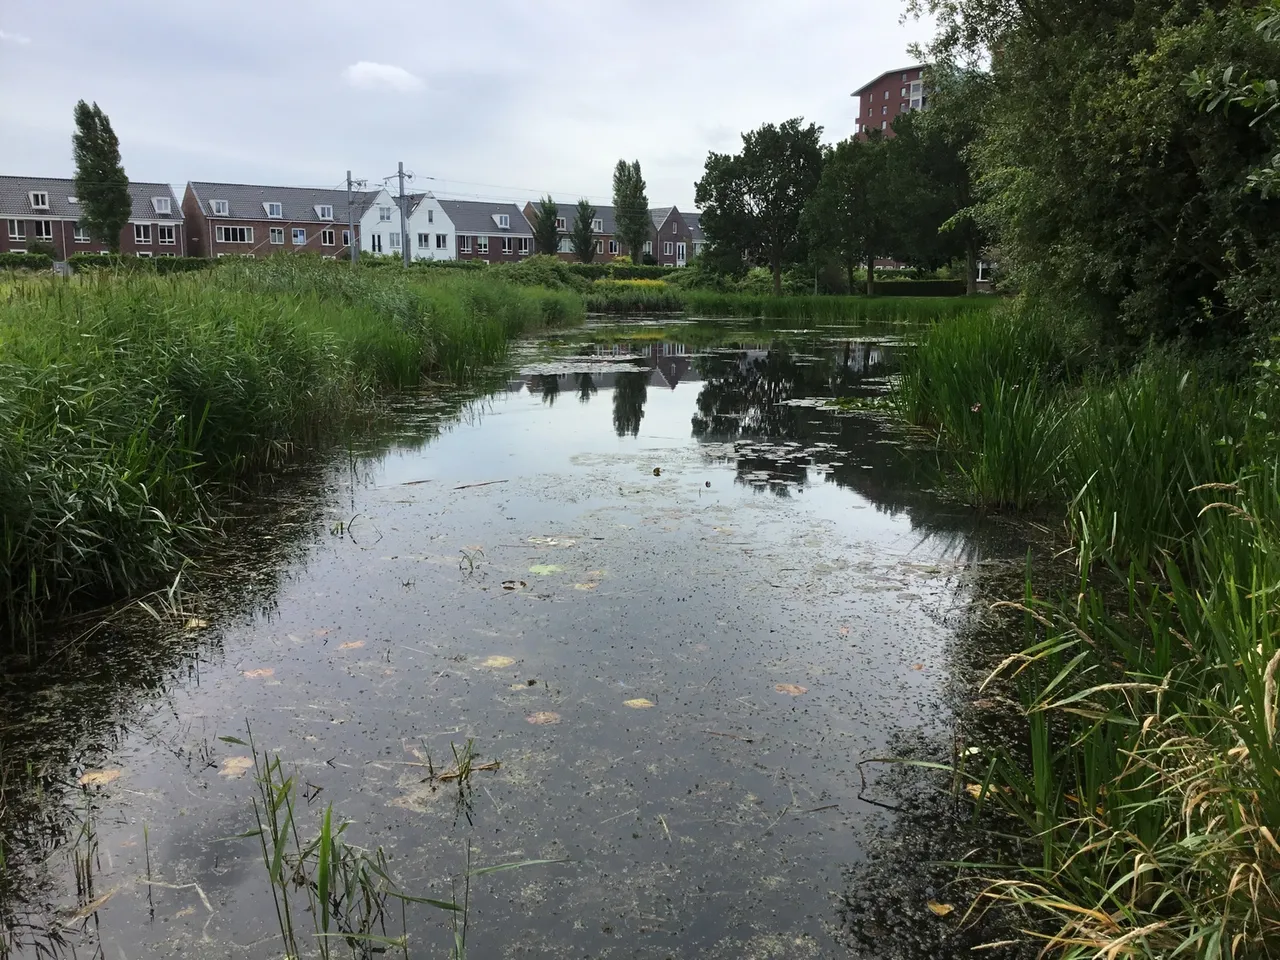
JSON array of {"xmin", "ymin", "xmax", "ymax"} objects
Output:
[
  {"xmin": 623, "ymin": 698, "xmax": 655, "ymax": 709},
  {"xmin": 573, "ymin": 582, "xmax": 600, "ymax": 591},
  {"xmin": 652, "ymin": 467, "xmax": 662, "ymax": 476},
  {"xmin": 911, "ymin": 663, "xmax": 924, "ymax": 671},
  {"xmin": 528, "ymin": 564, "xmax": 562, "ymax": 575},
  {"xmin": 838, "ymin": 625, "xmax": 850, "ymax": 636},
  {"xmin": 480, "ymin": 656, "xmax": 515, "ymax": 668},
  {"xmin": 526, "ymin": 711, "xmax": 561, "ymax": 725},
  {"xmin": 774, "ymin": 683, "xmax": 808, "ymax": 696},
  {"xmin": 219, "ymin": 757, "xmax": 254, "ymax": 778},
  {"xmin": 242, "ymin": 668, "xmax": 275, "ymax": 679},
  {"xmin": 501, "ymin": 580, "xmax": 527, "ymax": 591},
  {"xmin": 338, "ymin": 640, "xmax": 366, "ymax": 651},
  {"xmin": 78, "ymin": 769, "xmax": 121, "ymax": 788},
  {"xmin": 926, "ymin": 901, "xmax": 955, "ymax": 917},
  {"xmin": 184, "ymin": 618, "xmax": 209, "ymax": 631}
]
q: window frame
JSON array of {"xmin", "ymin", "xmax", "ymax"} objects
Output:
[
  {"xmin": 29, "ymin": 191, "xmax": 49, "ymax": 210},
  {"xmin": 608, "ymin": 239, "xmax": 619, "ymax": 255},
  {"xmin": 341, "ymin": 229, "xmax": 352, "ymax": 246},
  {"xmin": 158, "ymin": 224, "xmax": 176, "ymax": 245},
  {"xmin": 215, "ymin": 225, "xmax": 253, "ymax": 243},
  {"xmin": 592, "ymin": 218, "xmax": 602, "ymax": 232},
  {"xmin": 663, "ymin": 241, "xmax": 674, "ymax": 256},
  {"xmin": 436, "ymin": 233, "xmax": 448, "ymax": 250},
  {"xmin": 476, "ymin": 236, "xmax": 489, "ymax": 254},
  {"xmin": 269, "ymin": 227, "xmax": 285, "ymax": 245},
  {"xmin": 212, "ymin": 199, "xmax": 230, "ymax": 216},
  {"xmin": 73, "ymin": 223, "xmax": 92, "ymax": 243},
  {"xmin": 497, "ymin": 214, "xmax": 510, "ymax": 229},
  {"xmin": 7, "ymin": 219, "xmax": 25, "ymax": 241},
  {"xmin": 152, "ymin": 196, "xmax": 172, "ymax": 214},
  {"xmin": 554, "ymin": 216, "xmax": 566, "ymax": 231},
  {"xmin": 292, "ymin": 227, "xmax": 307, "ymax": 245},
  {"xmin": 517, "ymin": 236, "xmax": 530, "ymax": 255},
  {"xmin": 501, "ymin": 236, "xmax": 513, "ymax": 254},
  {"xmin": 34, "ymin": 220, "xmax": 53, "ymax": 240},
  {"xmin": 378, "ymin": 206, "xmax": 393, "ymax": 222},
  {"xmin": 460, "ymin": 236, "xmax": 472, "ymax": 253},
  {"xmin": 417, "ymin": 233, "xmax": 430, "ymax": 248},
  {"xmin": 321, "ymin": 228, "xmax": 335, "ymax": 246},
  {"xmin": 266, "ymin": 202, "xmax": 284, "ymax": 219},
  {"xmin": 317, "ymin": 204, "xmax": 334, "ymax": 220}
]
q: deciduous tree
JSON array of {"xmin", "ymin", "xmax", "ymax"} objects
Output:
[
  {"xmin": 529, "ymin": 196, "xmax": 560, "ymax": 256},
  {"xmin": 72, "ymin": 101, "xmax": 131, "ymax": 253},
  {"xmin": 612, "ymin": 161, "xmax": 650, "ymax": 265},
  {"xmin": 571, "ymin": 199, "xmax": 597, "ymax": 263}
]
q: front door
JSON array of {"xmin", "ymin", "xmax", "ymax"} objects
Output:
[{"xmin": 676, "ymin": 241, "xmax": 686, "ymax": 266}]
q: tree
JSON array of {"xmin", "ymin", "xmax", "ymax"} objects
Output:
[
  {"xmin": 72, "ymin": 101, "xmax": 131, "ymax": 253},
  {"xmin": 612, "ymin": 160, "xmax": 650, "ymax": 264},
  {"xmin": 695, "ymin": 118, "xmax": 825, "ymax": 297},
  {"xmin": 529, "ymin": 196, "xmax": 560, "ymax": 255},
  {"xmin": 571, "ymin": 199, "xmax": 597, "ymax": 263}
]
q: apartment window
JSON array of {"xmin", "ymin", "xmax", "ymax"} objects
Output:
[
  {"xmin": 884, "ymin": 90, "xmax": 890, "ymax": 99},
  {"xmin": 608, "ymin": 239, "xmax": 619, "ymax": 255},
  {"xmin": 158, "ymin": 224, "xmax": 175, "ymax": 245},
  {"xmin": 501, "ymin": 237, "xmax": 513, "ymax": 254},
  {"xmin": 417, "ymin": 233, "xmax": 430, "ymax": 248},
  {"xmin": 73, "ymin": 223, "xmax": 91, "ymax": 243},
  {"xmin": 476, "ymin": 236, "xmax": 488, "ymax": 254},
  {"xmin": 595, "ymin": 239, "xmax": 603, "ymax": 254},
  {"xmin": 7, "ymin": 219, "xmax": 25, "ymax": 241},
  {"xmin": 389, "ymin": 232, "xmax": 402, "ymax": 249},
  {"xmin": 321, "ymin": 229, "xmax": 335, "ymax": 246},
  {"xmin": 378, "ymin": 206, "xmax": 392, "ymax": 221},
  {"xmin": 370, "ymin": 234, "xmax": 383, "ymax": 253},
  {"xmin": 901, "ymin": 102, "xmax": 908, "ymax": 111},
  {"xmin": 292, "ymin": 228, "xmax": 307, "ymax": 245},
  {"xmin": 152, "ymin": 197, "xmax": 171, "ymax": 214},
  {"xmin": 592, "ymin": 219, "xmax": 602, "ymax": 232},
  {"xmin": 554, "ymin": 217, "xmax": 566, "ymax": 230},
  {"xmin": 497, "ymin": 214, "xmax": 510, "ymax": 229},
  {"xmin": 215, "ymin": 225, "xmax": 252, "ymax": 243},
  {"xmin": 29, "ymin": 191, "xmax": 49, "ymax": 210},
  {"xmin": 136, "ymin": 252, "xmax": 152, "ymax": 258},
  {"xmin": 34, "ymin": 220, "xmax": 53, "ymax": 240},
  {"xmin": 270, "ymin": 227, "xmax": 285, "ymax": 244},
  {"xmin": 517, "ymin": 236, "xmax": 530, "ymax": 255},
  {"xmin": 266, "ymin": 202, "xmax": 283, "ymax": 218},
  {"xmin": 881, "ymin": 120, "xmax": 887, "ymax": 130},
  {"xmin": 436, "ymin": 233, "xmax": 447, "ymax": 249},
  {"xmin": 909, "ymin": 80, "xmax": 924, "ymax": 110},
  {"xmin": 663, "ymin": 241, "xmax": 674, "ymax": 256},
  {"xmin": 341, "ymin": 229, "xmax": 351, "ymax": 246},
  {"xmin": 427, "ymin": 209, "xmax": 434, "ymax": 224},
  {"xmin": 903, "ymin": 72, "xmax": 911, "ymax": 81},
  {"xmin": 901, "ymin": 87, "xmax": 907, "ymax": 97},
  {"xmin": 460, "ymin": 236, "xmax": 472, "ymax": 253},
  {"xmin": 882, "ymin": 105, "xmax": 888, "ymax": 115},
  {"xmin": 643, "ymin": 241, "xmax": 652, "ymax": 254},
  {"xmin": 317, "ymin": 204, "xmax": 333, "ymax": 220},
  {"xmin": 212, "ymin": 199, "xmax": 230, "ymax": 216}
]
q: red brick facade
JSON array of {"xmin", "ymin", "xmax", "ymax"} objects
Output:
[
  {"xmin": 1, "ymin": 215, "xmax": 186, "ymax": 258},
  {"xmin": 453, "ymin": 233, "xmax": 533, "ymax": 263},
  {"xmin": 181, "ymin": 186, "xmax": 356, "ymax": 259},
  {"xmin": 854, "ymin": 65, "xmax": 927, "ymax": 139}
]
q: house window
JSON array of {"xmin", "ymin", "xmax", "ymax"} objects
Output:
[
  {"xmin": 34, "ymin": 220, "xmax": 52, "ymax": 240},
  {"xmin": 136, "ymin": 223, "xmax": 156, "ymax": 245},
  {"xmin": 270, "ymin": 227, "xmax": 285, "ymax": 244},
  {"xmin": 476, "ymin": 236, "xmax": 488, "ymax": 254},
  {"xmin": 882, "ymin": 105, "xmax": 888, "ymax": 115},
  {"xmin": 643, "ymin": 241, "xmax": 652, "ymax": 254},
  {"xmin": 663, "ymin": 241, "xmax": 673, "ymax": 256},
  {"xmin": 389, "ymin": 232, "xmax": 402, "ymax": 249},
  {"xmin": 8, "ymin": 219, "xmax": 25, "ymax": 241},
  {"xmin": 497, "ymin": 214, "xmax": 510, "ymax": 229},
  {"xmin": 215, "ymin": 225, "xmax": 252, "ymax": 243},
  {"xmin": 517, "ymin": 237, "xmax": 530, "ymax": 255},
  {"xmin": 881, "ymin": 120, "xmax": 887, "ymax": 129},
  {"xmin": 901, "ymin": 102, "xmax": 908, "ymax": 111},
  {"xmin": 378, "ymin": 206, "xmax": 392, "ymax": 221},
  {"xmin": 152, "ymin": 197, "xmax": 171, "ymax": 214},
  {"xmin": 292, "ymin": 228, "xmax": 307, "ymax": 245},
  {"xmin": 266, "ymin": 202, "xmax": 283, "ymax": 218},
  {"xmin": 608, "ymin": 239, "xmax": 619, "ymax": 255},
  {"xmin": 557, "ymin": 237, "xmax": 572, "ymax": 253},
  {"xmin": 417, "ymin": 233, "xmax": 430, "ymax": 248},
  {"xmin": 436, "ymin": 233, "xmax": 447, "ymax": 249},
  {"xmin": 595, "ymin": 239, "xmax": 603, "ymax": 254},
  {"xmin": 592, "ymin": 219, "xmax": 602, "ymax": 232},
  {"xmin": 884, "ymin": 90, "xmax": 890, "ymax": 99},
  {"xmin": 136, "ymin": 252, "xmax": 152, "ymax": 258},
  {"xmin": 73, "ymin": 223, "xmax": 91, "ymax": 243},
  {"xmin": 427, "ymin": 209, "xmax": 434, "ymax": 224},
  {"xmin": 212, "ymin": 199, "xmax": 230, "ymax": 216},
  {"xmin": 158, "ymin": 224, "xmax": 175, "ymax": 245},
  {"xmin": 317, "ymin": 204, "xmax": 333, "ymax": 220},
  {"xmin": 903, "ymin": 72, "xmax": 911, "ymax": 81},
  {"xmin": 29, "ymin": 191, "xmax": 49, "ymax": 210},
  {"xmin": 501, "ymin": 237, "xmax": 513, "ymax": 254},
  {"xmin": 554, "ymin": 217, "xmax": 566, "ymax": 230},
  {"xmin": 341, "ymin": 229, "xmax": 351, "ymax": 246},
  {"xmin": 370, "ymin": 234, "xmax": 383, "ymax": 253},
  {"xmin": 321, "ymin": 229, "xmax": 335, "ymax": 246},
  {"xmin": 460, "ymin": 236, "xmax": 472, "ymax": 253}
]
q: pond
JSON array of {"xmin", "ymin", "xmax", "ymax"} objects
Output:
[{"xmin": 0, "ymin": 317, "xmax": 1024, "ymax": 959}]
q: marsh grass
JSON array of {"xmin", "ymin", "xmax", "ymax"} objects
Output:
[{"xmin": 0, "ymin": 259, "xmax": 582, "ymax": 638}]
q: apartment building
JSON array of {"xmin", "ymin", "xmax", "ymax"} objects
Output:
[
  {"xmin": 183, "ymin": 181, "xmax": 377, "ymax": 258},
  {"xmin": 852, "ymin": 64, "xmax": 928, "ymax": 137},
  {"xmin": 0, "ymin": 175, "xmax": 185, "ymax": 258},
  {"xmin": 440, "ymin": 199, "xmax": 534, "ymax": 263}
]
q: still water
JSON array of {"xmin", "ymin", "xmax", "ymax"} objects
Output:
[{"xmin": 1, "ymin": 319, "xmax": 1017, "ymax": 959}]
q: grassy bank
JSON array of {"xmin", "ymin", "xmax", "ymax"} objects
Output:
[
  {"xmin": 895, "ymin": 305, "xmax": 1280, "ymax": 955},
  {"xmin": 0, "ymin": 259, "xmax": 581, "ymax": 636}
]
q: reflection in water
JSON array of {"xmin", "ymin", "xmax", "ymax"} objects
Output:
[
  {"xmin": 612, "ymin": 370, "xmax": 648, "ymax": 437},
  {"xmin": 533, "ymin": 373, "xmax": 561, "ymax": 406},
  {"xmin": 575, "ymin": 372, "xmax": 596, "ymax": 403}
]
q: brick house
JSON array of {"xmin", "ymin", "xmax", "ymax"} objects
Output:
[
  {"xmin": 520, "ymin": 201, "xmax": 627, "ymax": 262},
  {"xmin": 852, "ymin": 64, "xmax": 928, "ymax": 138},
  {"xmin": 685, "ymin": 212, "xmax": 706, "ymax": 261},
  {"xmin": 649, "ymin": 207, "xmax": 692, "ymax": 267},
  {"xmin": 439, "ymin": 199, "xmax": 534, "ymax": 263},
  {"xmin": 0, "ymin": 175, "xmax": 185, "ymax": 259},
  {"xmin": 182, "ymin": 181, "xmax": 377, "ymax": 259}
]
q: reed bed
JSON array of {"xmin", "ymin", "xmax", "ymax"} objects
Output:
[{"xmin": 0, "ymin": 258, "xmax": 582, "ymax": 636}]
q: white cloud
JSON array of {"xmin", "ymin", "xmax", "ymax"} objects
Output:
[
  {"xmin": 0, "ymin": 29, "xmax": 32, "ymax": 44},
  {"xmin": 342, "ymin": 61, "xmax": 423, "ymax": 93}
]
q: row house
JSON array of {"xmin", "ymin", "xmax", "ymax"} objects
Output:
[
  {"xmin": 852, "ymin": 64, "xmax": 928, "ymax": 138},
  {"xmin": 520, "ymin": 202, "xmax": 628, "ymax": 261},
  {"xmin": 439, "ymin": 199, "xmax": 534, "ymax": 263},
  {"xmin": 182, "ymin": 181, "xmax": 384, "ymax": 258},
  {"xmin": 649, "ymin": 207, "xmax": 693, "ymax": 267},
  {"xmin": 519, "ymin": 202, "xmax": 704, "ymax": 266},
  {"xmin": 0, "ymin": 175, "xmax": 185, "ymax": 259}
]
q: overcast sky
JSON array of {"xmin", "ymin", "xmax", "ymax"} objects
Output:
[{"xmin": 0, "ymin": 1, "xmax": 932, "ymax": 210}]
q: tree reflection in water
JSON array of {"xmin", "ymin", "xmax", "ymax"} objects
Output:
[
  {"xmin": 575, "ymin": 372, "xmax": 597, "ymax": 403},
  {"xmin": 612, "ymin": 371, "xmax": 648, "ymax": 437}
]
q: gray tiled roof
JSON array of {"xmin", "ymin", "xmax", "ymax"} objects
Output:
[
  {"xmin": 649, "ymin": 206, "xmax": 675, "ymax": 231},
  {"xmin": 0, "ymin": 175, "xmax": 183, "ymax": 221},
  {"xmin": 438, "ymin": 199, "xmax": 532, "ymax": 236},
  {"xmin": 685, "ymin": 213, "xmax": 705, "ymax": 243},
  {"xmin": 534, "ymin": 200, "xmax": 619, "ymax": 236},
  {"xmin": 187, "ymin": 181, "xmax": 379, "ymax": 222}
]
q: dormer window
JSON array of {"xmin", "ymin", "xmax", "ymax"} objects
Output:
[
  {"xmin": 316, "ymin": 204, "xmax": 334, "ymax": 220},
  {"xmin": 497, "ymin": 214, "xmax": 510, "ymax": 229},
  {"xmin": 212, "ymin": 199, "xmax": 229, "ymax": 216},
  {"xmin": 29, "ymin": 191, "xmax": 49, "ymax": 210},
  {"xmin": 592, "ymin": 219, "xmax": 602, "ymax": 232},
  {"xmin": 152, "ymin": 197, "xmax": 171, "ymax": 214},
  {"xmin": 265, "ymin": 201, "xmax": 283, "ymax": 218},
  {"xmin": 555, "ymin": 217, "xmax": 566, "ymax": 230}
]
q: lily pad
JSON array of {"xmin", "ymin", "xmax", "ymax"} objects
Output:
[
  {"xmin": 338, "ymin": 640, "xmax": 365, "ymax": 651},
  {"xmin": 480, "ymin": 655, "xmax": 516, "ymax": 668},
  {"xmin": 219, "ymin": 757, "xmax": 254, "ymax": 778},
  {"xmin": 242, "ymin": 668, "xmax": 275, "ymax": 679},
  {"xmin": 526, "ymin": 711, "xmax": 561, "ymax": 725},
  {"xmin": 78, "ymin": 769, "xmax": 122, "ymax": 788},
  {"xmin": 623, "ymin": 698, "xmax": 655, "ymax": 709},
  {"xmin": 774, "ymin": 683, "xmax": 808, "ymax": 696},
  {"xmin": 528, "ymin": 564, "xmax": 563, "ymax": 575}
]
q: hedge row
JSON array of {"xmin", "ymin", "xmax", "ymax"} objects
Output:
[
  {"xmin": 0, "ymin": 252, "xmax": 54, "ymax": 271},
  {"xmin": 872, "ymin": 279, "xmax": 966, "ymax": 297},
  {"xmin": 67, "ymin": 253, "xmax": 212, "ymax": 273},
  {"xmin": 564, "ymin": 262, "xmax": 680, "ymax": 281}
]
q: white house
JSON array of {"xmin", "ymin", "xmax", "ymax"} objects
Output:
[
  {"xmin": 358, "ymin": 187, "xmax": 399, "ymax": 256},
  {"xmin": 406, "ymin": 193, "xmax": 455, "ymax": 261}
]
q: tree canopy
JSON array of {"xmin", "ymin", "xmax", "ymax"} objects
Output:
[
  {"xmin": 612, "ymin": 161, "xmax": 650, "ymax": 265},
  {"xmin": 529, "ymin": 196, "xmax": 560, "ymax": 256},
  {"xmin": 571, "ymin": 199, "xmax": 597, "ymax": 263},
  {"xmin": 72, "ymin": 101, "xmax": 131, "ymax": 253}
]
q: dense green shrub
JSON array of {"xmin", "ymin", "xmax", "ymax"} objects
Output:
[
  {"xmin": 0, "ymin": 252, "xmax": 53, "ymax": 271},
  {"xmin": 67, "ymin": 253, "xmax": 212, "ymax": 273},
  {"xmin": 490, "ymin": 254, "xmax": 590, "ymax": 291},
  {"xmin": 25, "ymin": 240, "xmax": 57, "ymax": 259},
  {"xmin": 584, "ymin": 281, "xmax": 685, "ymax": 313}
]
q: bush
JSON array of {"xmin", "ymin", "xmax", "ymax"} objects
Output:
[
  {"xmin": 584, "ymin": 281, "xmax": 684, "ymax": 313},
  {"xmin": 490, "ymin": 255, "xmax": 590, "ymax": 291},
  {"xmin": 67, "ymin": 253, "xmax": 212, "ymax": 274},
  {"xmin": 0, "ymin": 252, "xmax": 53, "ymax": 271},
  {"xmin": 25, "ymin": 240, "xmax": 57, "ymax": 260}
]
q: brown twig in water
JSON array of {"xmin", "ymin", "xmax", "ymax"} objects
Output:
[
  {"xmin": 453, "ymin": 479, "xmax": 509, "ymax": 491},
  {"xmin": 705, "ymin": 731, "xmax": 754, "ymax": 743}
]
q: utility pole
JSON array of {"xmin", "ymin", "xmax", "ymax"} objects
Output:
[
  {"xmin": 347, "ymin": 169, "xmax": 358, "ymax": 265},
  {"xmin": 397, "ymin": 161, "xmax": 410, "ymax": 268}
]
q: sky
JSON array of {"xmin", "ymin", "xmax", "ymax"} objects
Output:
[{"xmin": 0, "ymin": 1, "xmax": 933, "ymax": 211}]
